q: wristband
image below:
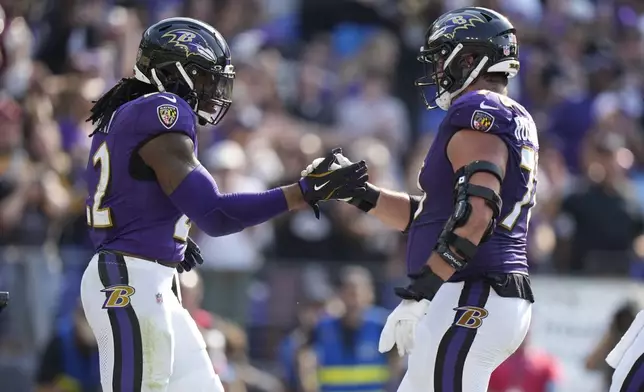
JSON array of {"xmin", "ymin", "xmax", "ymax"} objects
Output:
[
  {"xmin": 349, "ymin": 183, "xmax": 381, "ymax": 212},
  {"xmin": 394, "ymin": 265, "xmax": 444, "ymax": 302}
]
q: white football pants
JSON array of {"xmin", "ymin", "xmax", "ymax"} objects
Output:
[
  {"xmin": 80, "ymin": 252, "xmax": 224, "ymax": 392},
  {"xmin": 397, "ymin": 279, "xmax": 532, "ymax": 392}
]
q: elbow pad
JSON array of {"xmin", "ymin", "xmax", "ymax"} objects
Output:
[
  {"xmin": 168, "ymin": 165, "xmax": 288, "ymax": 237},
  {"xmin": 434, "ymin": 160, "xmax": 503, "ymax": 271}
]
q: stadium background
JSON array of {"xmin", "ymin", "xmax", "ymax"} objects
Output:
[{"xmin": 1, "ymin": 0, "xmax": 644, "ymax": 391}]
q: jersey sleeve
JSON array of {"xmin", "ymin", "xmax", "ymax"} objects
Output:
[
  {"xmin": 127, "ymin": 92, "xmax": 197, "ymax": 143},
  {"xmin": 447, "ymin": 91, "xmax": 513, "ymax": 136}
]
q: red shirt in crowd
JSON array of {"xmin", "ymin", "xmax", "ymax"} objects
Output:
[{"xmin": 488, "ymin": 347, "xmax": 560, "ymax": 392}]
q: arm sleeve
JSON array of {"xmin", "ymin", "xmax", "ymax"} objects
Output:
[{"xmin": 168, "ymin": 165, "xmax": 289, "ymax": 237}]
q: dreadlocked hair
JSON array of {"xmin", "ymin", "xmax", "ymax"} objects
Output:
[{"xmin": 87, "ymin": 78, "xmax": 158, "ymax": 136}]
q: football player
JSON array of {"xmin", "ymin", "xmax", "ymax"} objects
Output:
[
  {"xmin": 304, "ymin": 7, "xmax": 536, "ymax": 391},
  {"xmin": 80, "ymin": 17, "xmax": 367, "ymax": 392},
  {"xmin": 606, "ymin": 310, "xmax": 644, "ymax": 391}
]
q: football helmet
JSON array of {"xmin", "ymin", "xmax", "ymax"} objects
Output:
[
  {"xmin": 134, "ymin": 17, "xmax": 235, "ymax": 125},
  {"xmin": 416, "ymin": 7, "xmax": 520, "ymax": 111}
]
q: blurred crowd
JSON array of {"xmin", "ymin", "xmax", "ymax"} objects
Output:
[{"xmin": 1, "ymin": 0, "xmax": 644, "ymax": 391}]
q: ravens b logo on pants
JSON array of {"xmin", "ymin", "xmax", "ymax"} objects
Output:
[
  {"xmin": 454, "ymin": 306, "xmax": 489, "ymax": 329},
  {"xmin": 101, "ymin": 285, "xmax": 136, "ymax": 309}
]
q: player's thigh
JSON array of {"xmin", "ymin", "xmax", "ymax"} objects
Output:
[
  {"xmin": 81, "ymin": 253, "xmax": 176, "ymax": 392},
  {"xmin": 457, "ymin": 291, "xmax": 531, "ymax": 391},
  {"xmin": 168, "ymin": 366, "xmax": 224, "ymax": 392},
  {"xmin": 398, "ymin": 282, "xmax": 469, "ymax": 392},
  {"xmin": 81, "ymin": 254, "xmax": 118, "ymax": 389},
  {"xmin": 168, "ymin": 360, "xmax": 224, "ymax": 392},
  {"xmin": 610, "ymin": 339, "xmax": 644, "ymax": 391},
  {"xmin": 398, "ymin": 280, "xmax": 531, "ymax": 392},
  {"xmin": 168, "ymin": 305, "xmax": 221, "ymax": 391},
  {"xmin": 397, "ymin": 295, "xmax": 451, "ymax": 391}
]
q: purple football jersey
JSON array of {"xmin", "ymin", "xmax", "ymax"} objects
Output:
[
  {"xmin": 85, "ymin": 92, "xmax": 197, "ymax": 262},
  {"xmin": 407, "ymin": 90, "xmax": 539, "ymax": 280}
]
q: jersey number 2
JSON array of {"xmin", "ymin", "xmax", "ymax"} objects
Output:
[
  {"xmin": 87, "ymin": 142, "xmax": 192, "ymax": 241},
  {"xmin": 87, "ymin": 142, "xmax": 113, "ymax": 228},
  {"xmin": 500, "ymin": 146, "xmax": 538, "ymax": 230}
]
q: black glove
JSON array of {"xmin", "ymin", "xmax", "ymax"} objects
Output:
[
  {"xmin": 298, "ymin": 148, "xmax": 369, "ymax": 218},
  {"xmin": 177, "ymin": 237, "xmax": 204, "ymax": 273},
  {"xmin": 332, "ymin": 152, "xmax": 381, "ymax": 212}
]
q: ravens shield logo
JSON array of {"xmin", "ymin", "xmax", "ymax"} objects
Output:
[
  {"xmin": 157, "ymin": 104, "xmax": 179, "ymax": 129},
  {"xmin": 471, "ymin": 110, "xmax": 495, "ymax": 132}
]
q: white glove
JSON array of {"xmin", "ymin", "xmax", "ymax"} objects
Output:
[
  {"xmin": 301, "ymin": 152, "xmax": 353, "ymax": 177},
  {"xmin": 379, "ymin": 299, "xmax": 430, "ymax": 357}
]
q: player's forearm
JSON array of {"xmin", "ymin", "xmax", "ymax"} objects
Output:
[
  {"xmin": 427, "ymin": 253, "xmax": 456, "ymax": 280},
  {"xmin": 169, "ymin": 165, "xmax": 290, "ymax": 237},
  {"xmin": 367, "ymin": 188, "xmax": 412, "ymax": 232},
  {"xmin": 427, "ymin": 197, "xmax": 495, "ymax": 280},
  {"xmin": 398, "ymin": 195, "xmax": 496, "ymax": 299},
  {"xmin": 452, "ymin": 197, "xmax": 495, "ymax": 245}
]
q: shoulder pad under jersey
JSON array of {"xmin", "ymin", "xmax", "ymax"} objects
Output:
[
  {"xmin": 447, "ymin": 90, "xmax": 514, "ymax": 135},
  {"xmin": 122, "ymin": 92, "xmax": 197, "ymax": 142}
]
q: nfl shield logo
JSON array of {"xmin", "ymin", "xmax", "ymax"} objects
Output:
[
  {"xmin": 156, "ymin": 293, "xmax": 163, "ymax": 304},
  {"xmin": 502, "ymin": 45, "xmax": 511, "ymax": 56},
  {"xmin": 157, "ymin": 104, "xmax": 179, "ymax": 129}
]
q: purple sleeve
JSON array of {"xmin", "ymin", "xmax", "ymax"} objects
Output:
[{"xmin": 169, "ymin": 165, "xmax": 289, "ymax": 237}]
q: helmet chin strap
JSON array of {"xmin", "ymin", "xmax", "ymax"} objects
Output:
[
  {"xmin": 436, "ymin": 56, "xmax": 489, "ymax": 110},
  {"xmin": 150, "ymin": 69, "xmax": 166, "ymax": 92},
  {"xmin": 133, "ymin": 64, "xmax": 152, "ymax": 85},
  {"xmin": 175, "ymin": 62, "xmax": 195, "ymax": 90}
]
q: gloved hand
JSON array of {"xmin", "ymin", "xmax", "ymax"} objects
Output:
[
  {"xmin": 177, "ymin": 237, "xmax": 203, "ymax": 273},
  {"xmin": 301, "ymin": 150, "xmax": 381, "ymax": 213},
  {"xmin": 378, "ymin": 298, "xmax": 430, "ymax": 357},
  {"xmin": 298, "ymin": 148, "xmax": 369, "ymax": 218}
]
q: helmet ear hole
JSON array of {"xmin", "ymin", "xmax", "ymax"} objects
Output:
[
  {"xmin": 459, "ymin": 54, "xmax": 476, "ymax": 69},
  {"xmin": 152, "ymin": 63, "xmax": 194, "ymax": 98}
]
